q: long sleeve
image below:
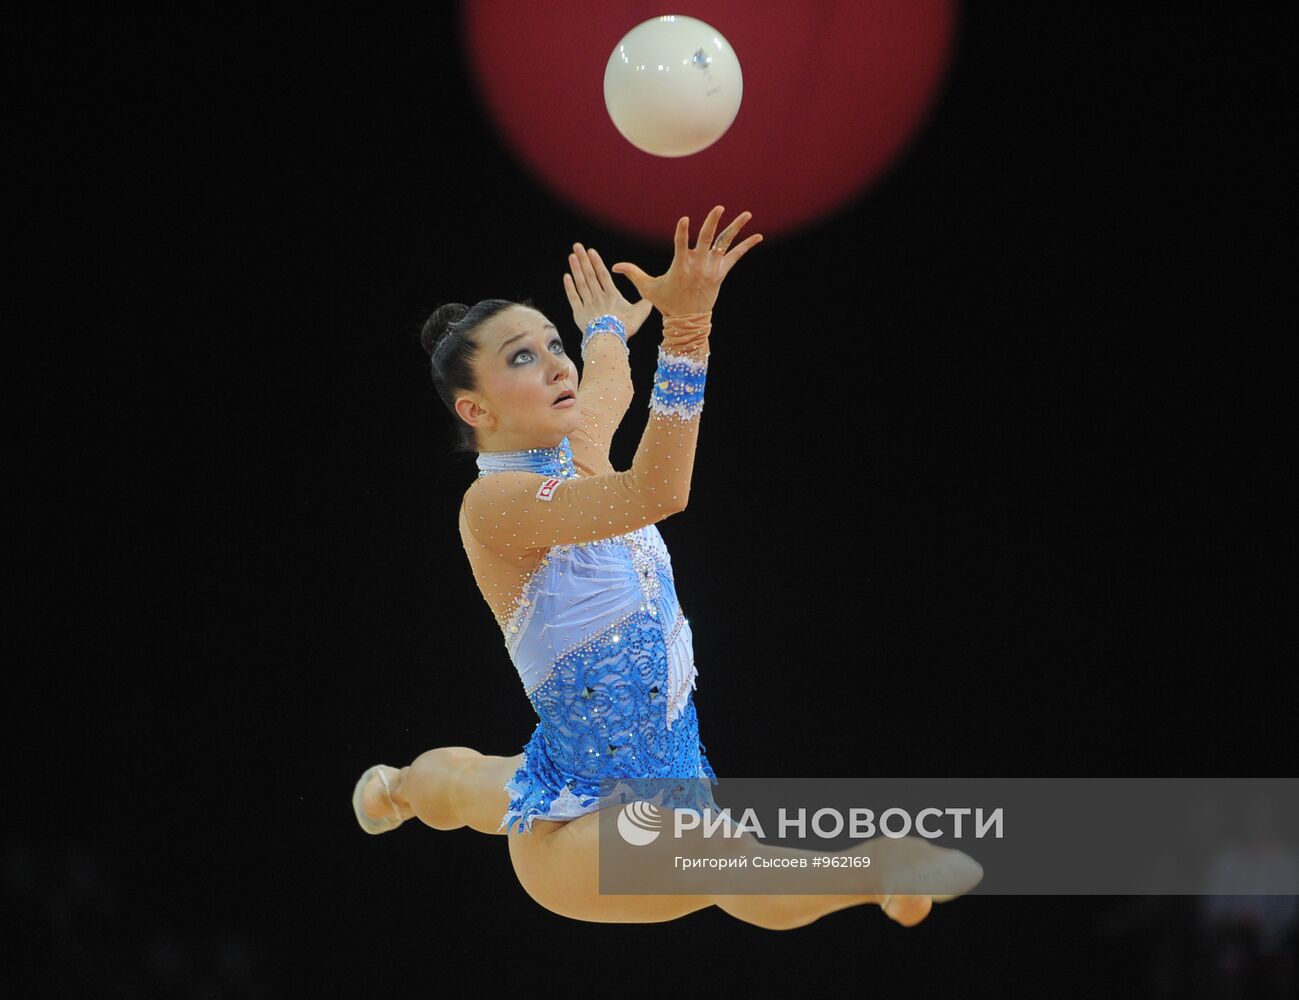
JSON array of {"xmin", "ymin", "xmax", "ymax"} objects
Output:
[
  {"xmin": 463, "ymin": 313, "xmax": 711, "ymax": 556},
  {"xmin": 567, "ymin": 322, "xmax": 634, "ymax": 477}
]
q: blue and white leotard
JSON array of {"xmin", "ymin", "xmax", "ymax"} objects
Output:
[{"xmin": 476, "ymin": 437, "xmax": 718, "ymax": 834}]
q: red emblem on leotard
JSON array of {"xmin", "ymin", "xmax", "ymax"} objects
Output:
[{"xmin": 535, "ymin": 477, "xmax": 561, "ymax": 501}]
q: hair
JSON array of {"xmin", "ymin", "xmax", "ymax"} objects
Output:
[{"xmin": 420, "ymin": 299, "xmax": 522, "ymax": 453}]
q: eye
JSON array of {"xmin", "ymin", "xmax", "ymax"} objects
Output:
[{"xmin": 511, "ymin": 336, "xmax": 565, "ymax": 365}]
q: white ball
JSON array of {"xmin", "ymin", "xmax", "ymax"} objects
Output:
[{"xmin": 603, "ymin": 15, "xmax": 743, "ymax": 157}]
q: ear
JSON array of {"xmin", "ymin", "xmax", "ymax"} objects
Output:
[{"xmin": 455, "ymin": 395, "xmax": 492, "ymax": 430}]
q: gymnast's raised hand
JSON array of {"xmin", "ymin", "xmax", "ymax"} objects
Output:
[
  {"xmin": 610, "ymin": 206, "xmax": 763, "ymax": 316},
  {"xmin": 563, "ymin": 241, "xmax": 652, "ymax": 338}
]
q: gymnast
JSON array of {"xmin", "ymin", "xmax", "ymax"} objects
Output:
[{"xmin": 352, "ymin": 206, "xmax": 982, "ymax": 929}]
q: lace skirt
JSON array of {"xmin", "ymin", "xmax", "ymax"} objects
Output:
[{"xmin": 497, "ymin": 696, "xmax": 719, "ymax": 835}]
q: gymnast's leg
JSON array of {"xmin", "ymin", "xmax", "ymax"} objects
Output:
[
  {"xmin": 362, "ymin": 753, "xmax": 975, "ymax": 928},
  {"xmin": 505, "ymin": 807, "xmax": 978, "ymax": 929},
  {"xmin": 360, "ymin": 747, "xmax": 521, "ymax": 835}
]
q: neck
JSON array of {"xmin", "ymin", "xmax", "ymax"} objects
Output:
[{"xmin": 476, "ymin": 425, "xmax": 568, "ymax": 453}]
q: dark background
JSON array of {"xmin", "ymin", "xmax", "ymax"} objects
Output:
[{"xmin": 8, "ymin": 5, "xmax": 1294, "ymax": 997}]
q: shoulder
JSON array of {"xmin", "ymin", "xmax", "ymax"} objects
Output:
[
  {"xmin": 462, "ymin": 471, "xmax": 561, "ymax": 523},
  {"xmin": 462, "ymin": 474, "xmax": 562, "ymax": 559}
]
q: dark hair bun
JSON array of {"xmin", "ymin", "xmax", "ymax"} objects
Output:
[{"xmin": 421, "ymin": 303, "xmax": 469, "ymax": 357}]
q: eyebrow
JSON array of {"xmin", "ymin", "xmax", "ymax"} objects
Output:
[{"xmin": 497, "ymin": 323, "xmax": 558, "ymax": 354}]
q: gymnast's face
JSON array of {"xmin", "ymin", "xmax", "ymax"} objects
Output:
[{"xmin": 457, "ymin": 305, "xmax": 581, "ymax": 452}]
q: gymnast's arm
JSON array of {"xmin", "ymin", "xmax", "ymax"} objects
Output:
[
  {"xmin": 462, "ymin": 208, "xmax": 762, "ymax": 556},
  {"xmin": 561, "ymin": 244, "xmax": 648, "ymax": 476},
  {"xmin": 567, "ymin": 324, "xmax": 633, "ymax": 477}
]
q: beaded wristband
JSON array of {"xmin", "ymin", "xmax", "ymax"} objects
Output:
[
  {"xmin": 581, "ymin": 313, "xmax": 629, "ymax": 357},
  {"xmin": 649, "ymin": 347, "xmax": 708, "ymax": 421}
]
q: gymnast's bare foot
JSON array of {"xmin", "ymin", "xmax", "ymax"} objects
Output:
[
  {"xmin": 880, "ymin": 894, "xmax": 934, "ymax": 927},
  {"xmin": 361, "ymin": 765, "xmax": 411, "ymax": 822},
  {"xmin": 865, "ymin": 835, "xmax": 983, "ymax": 927}
]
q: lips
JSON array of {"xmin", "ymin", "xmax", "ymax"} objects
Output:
[{"xmin": 552, "ymin": 389, "xmax": 576, "ymax": 407}]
